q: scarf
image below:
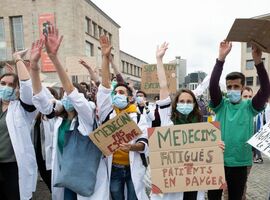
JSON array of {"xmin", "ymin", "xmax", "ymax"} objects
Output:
[
  {"xmin": 114, "ymin": 104, "xmax": 137, "ymax": 115},
  {"xmin": 173, "ymin": 113, "xmax": 199, "ymax": 125}
]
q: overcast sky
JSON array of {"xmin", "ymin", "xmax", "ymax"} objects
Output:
[{"xmin": 91, "ymin": 0, "xmax": 270, "ymax": 80}]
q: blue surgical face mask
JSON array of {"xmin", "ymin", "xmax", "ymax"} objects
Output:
[
  {"xmin": 136, "ymin": 96, "xmax": 144, "ymax": 104},
  {"xmin": 0, "ymin": 86, "xmax": 16, "ymax": 101},
  {"xmin": 176, "ymin": 103, "xmax": 194, "ymax": 115},
  {"xmin": 112, "ymin": 94, "xmax": 128, "ymax": 109},
  {"xmin": 227, "ymin": 90, "xmax": 241, "ymax": 103},
  {"xmin": 61, "ymin": 96, "xmax": 75, "ymax": 112},
  {"xmin": 111, "ymin": 80, "xmax": 117, "ymax": 89}
]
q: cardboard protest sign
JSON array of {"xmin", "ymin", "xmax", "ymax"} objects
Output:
[
  {"xmin": 148, "ymin": 122, "xmax": 225, "ymax": 194},
  {"xmin": 89, "ymin": 111, "xmax": 143, "ymax": 156},
  {"xmin": 226, "ymin": 18, "xmax": 270, "ymax": 53},
  {"xmin": 141, "ymin": 64, "xmax": 177, "ymax": 94},
  {"xmin": 247, "ymin": 121, "xmax": 270, "ymax": 158}
]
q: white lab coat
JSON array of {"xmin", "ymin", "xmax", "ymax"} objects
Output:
[
  {"xmin": 151, "ymin": 96, "xmax": 205, "ymax": 200},
  {"xmin": 136, "ymin": 102, "xmax": 155, "ymax": 128},
  {"xmin": 97, "ymin": 85, "xmax": 149, "ymax": 200},
  {"xmin": 32, "ymin": 87, "xmax": 109, "ymax": 200},
  {"xmin": 4, "ymin": 80, "xmax": 38, "ymax": 200}
]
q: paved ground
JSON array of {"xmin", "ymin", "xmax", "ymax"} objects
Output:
[{"xmin": 32, "ymin": 156, "xmax": 270, "ymax": 200}]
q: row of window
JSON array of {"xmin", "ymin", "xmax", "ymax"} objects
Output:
[
  {"xmin": 121, "ymin": 60, "xmax": 142, "ymax": 77},
  {"xmin": 246, "ymin": 58, "xmax": 265, "ymax": 70},
  {"xmin": 246, "ymin": 76, "xmax": 260, "ymax": 86},
  {"xmin": 85, "ymin": 17, "xmax": 112, "ymax": 41},
  {"xmin": 0, "ymin": 16, "xmax": 24, "ymax": 60}
]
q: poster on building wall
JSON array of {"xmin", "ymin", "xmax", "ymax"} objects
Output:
[
  {"xmin": 247, "ymin": 121, "xmax": 270, "ymax": 158},
  {"xmin": 141, "ymin": 64, "xmax": 177, "ymax": 94},
  {"xmin": 89, "ymin": 111, "xmax": 143, "ymax": 156},
  {"xmin": 226, "ymin": 19, "xmax": 270, "ymax": 53},
  {"xmin": 38, "ymin": 13, "xmax": 56, "ymax": 72},
  {"xmin": 148, "ymin": 122, "xmax": 226, "ymax": 194}
]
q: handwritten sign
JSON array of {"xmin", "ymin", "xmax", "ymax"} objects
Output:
[
  {"xmin": 148, "ymin": 122, "xmax": 225, "ymax": 194},
  {"xmin": 247, "ymin": 121, "xmax": 270, "ymax": 158},
  {"xmin": 89, "ymin": 112, "xmax": 143, "ymax": 156},
  {"xmin": 141, "ymin": 64, "xmax": 177, "ymax": 94},
  {"xmin": 226, "ymin": 18, "xmax": 270, "ymax": 53}
]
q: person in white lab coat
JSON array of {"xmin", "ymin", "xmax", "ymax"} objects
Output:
[
  {"xmin": 97, "ymin": 35, "xmax": 149, "ymax": 200},
  {"xmin": 30, "ymin": 27, "xmax": 109, "ymax": 200},
  {"xmin": 0, "ymin": 49, "xmax": 38, "ymax": 200}
]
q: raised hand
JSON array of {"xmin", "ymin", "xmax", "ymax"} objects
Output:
[
  {"xmin": 156, "ymin": 42, "xmax": 169, "ymax": 60},
  {"xmin": 99, "ymin": 35, "xmax": 112, "ymax": 57},
  {"xmin": 5, "ymin": 63, "xmax": 15, "ymax": 73},
  {"xmin": 251, "ymin": 44, "xmax": 262, "ymax": 65},
  {"xmin": 30, "ymin": 39, "xmax": 44, "ymax": 68},
  {"xmin": 218, "ymin": 40, "xmax": 232, "ymax": 61},
  {"xmin": 44, "ymin": 25, "xmax": 63, "ymax": 57},
  {"xmin": 79, "ymin": 59, "xmax": 92, "ymax": 70},
  {"xmin": 13, "ymin": 49, "xmax": 28, "ymax": 60}
]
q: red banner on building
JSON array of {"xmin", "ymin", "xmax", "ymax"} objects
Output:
[{"xmin": 38, "ymin": 14, "xmax": 56, "ymax": 72}]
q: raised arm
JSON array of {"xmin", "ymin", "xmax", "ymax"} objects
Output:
[
  {"xmin": 79, "ymin": 59, "xmax": 100, "ymax": 85},
  {"xmin": 156, "ymin": 42, "xmax": 169, "ymax": 100},
  {"xmin": 251, "ymin": 45, "xmax": 270, "ymax": 111},
  {"xmin": 100, "ymin": 35, "xmax": 112, "ymax": 88},
  {"xmin": 13, "ymin": 49, "xmax": 30, "ymax": 81},
  {"xmin": 110, "ymin": 55, "xmax": 124, "ymax": 83},
  {"xmin": 209, "ymin": 41, "xmax": 231, "ymax": 107},
  {"xmin": 30, "ymin": 39, "xmax": 44, "ymax": 95},
  {"xmin": 44, "ymin": 26, "xmax": 74, "ymax": 94}
]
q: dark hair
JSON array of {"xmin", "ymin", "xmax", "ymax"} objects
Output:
[
  {"xmin": 154, "ymin": 95, "xmax": 160, "ymax": 101},
  {"xmin": 226, "ymin": 72, "xmax": 245, "ymax": 86},
  {"xmin": 47, "ymin": 87, "xmax": 59, "ymax": 100},
  {"xmin": 136, "ymin": 90, "xmax": 147, "ymax": 98},
  {"xmin": 80, "ymin": 82, "xmax": 89, "ymax": 91},
  {"xmin": 57, "ymin": 82, "xmax": 87, "ymax": 118},
  {"xmin": 171, "ymin": 89, "xmax": 202, "ymax": 123},
  {"xmin": 0, "ymin": 73, "xmax": 19, "ymax": 88},
  {"xmin": 114, "ymin": 83, "xmax": 133, "ymax": 97}
]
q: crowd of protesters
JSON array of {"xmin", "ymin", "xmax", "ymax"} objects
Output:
[{"xmin": 0, "ymin": 25, "xmax": 270, "ymax": 200}]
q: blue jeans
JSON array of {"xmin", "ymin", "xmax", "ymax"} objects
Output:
[
  {"xmin": 64, "ymin": 188, "xmax": 77, "ymax": 200},
  {"xmin": 110, "ymin": 164, "xmax": 137, "ymax": 200}
]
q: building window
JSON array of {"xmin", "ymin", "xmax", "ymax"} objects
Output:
[
  {"xmin": 126, "ymin": 62, "xmax": 129, "ymax": 74},
  {"xmin": 139, "ymin": 68, "xmax": 142, "ymax": 77},
  {"xmin": 85, "ymin": 41, "xmax": 93, "ymax": 57},
  {"xmin": 130, "ymin": 64, "xmax": 133, "ymax": 75},
  {"xmin": 103, "ymin": 29, "xmax": 107, "ymax": 36},
  {"xmin": 109, "ymin": 33, "xmax": 112, "ymax": 42},
  {"xmin": 246, "ymin": 43, "xmax": 252, "ymax": 53},
  {"xmin": 256, "ymin": 76, "xmax": 260, "ymax": 86},
  {"xmin": 98, "ymin": 26, "xmax": 103, "ymax": 37},
  {"xmin": 246, "ymin": 77, "xmax": 253, "ymax": 86},
  {"xmin": 122, "ymin": 61, "xmax": 125, "ymax": 72},
  {"xmin": 0, "ymin": 17, "xmax": 6, "ymax": 60},
  {"xmin": 85, "ymin": 17, "xmax": 92, "ymax": 34},
  {"xmin": 10, "ymin": 16, "xmax": 24, "ymax": 51},
  {"xmin": 71, "ymin": 75, "xmax": 78, "ymax": 83},
  {"xmin": 92, "ymin": 22, "xmax": 98, "ymax": 38},
  {"xmin": 97, "ymin": 47, "xmax": 102, "ymax": 67},
  {"xmin": 246, "ymin": 60, "xmax": 254, "ymax": 70}
]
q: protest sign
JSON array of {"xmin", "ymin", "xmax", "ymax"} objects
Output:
[
  {"xmin": 89, "ymin": 111, "xmax": 143, "ymax": 156},
  {"xmin": 226, "ymin": 18, "xmax": 270, "ymax": 53},
  {"xmin": 247, "ymin": 121, "xmax": 270, "ymax": 158},
  {"xmin": 141, "ymin": 64, "xmax": 177, "ymax": 94},
  {"xmin": 38, "ymin": 13, "xmax": 56, "ymax": 72},
  {"xmin": 148, "ymin": 122, "xmax": 225, "ymax": 194}
]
